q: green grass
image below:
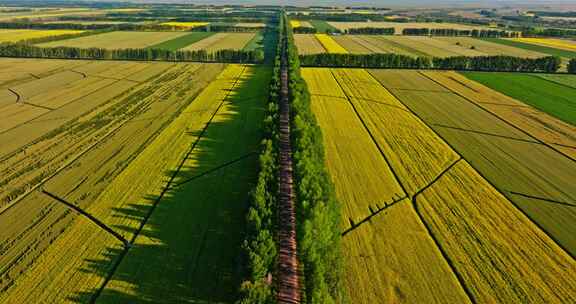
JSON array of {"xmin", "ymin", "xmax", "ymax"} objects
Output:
[
  {"xmin": 148, "ymin": 32, "xmax": 214, "ymax": 50},
  {"xmin": 242, "ymin": 31, "xmax": 263, "ymax": 51},
  {"xmin": 309, "ymin": 20, "xmax": 338, "ymax": 33},
  {"xmin": 482, "ymin": 38, "xmax": 576, "ymax": 58},
  {"xmin": 461, "ymin": 71, "xmax": 576, "ymax": 125}
]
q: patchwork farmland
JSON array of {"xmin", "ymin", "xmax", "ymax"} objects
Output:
[
  {"xmin": 303, "ymin": 67, "xmax": 576, "ymax": 303},
  {"xmin": 1, "ymin": 3, "xmax": 576, "ymax": 304}
]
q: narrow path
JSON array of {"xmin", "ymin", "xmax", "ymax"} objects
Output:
[{"xmin": 277, "ymin": 39, "xmax": 301, "ymax": 304}]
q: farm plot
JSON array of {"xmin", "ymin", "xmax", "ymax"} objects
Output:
[
  {"xmin": 99, "ymin": 65, "xmax": 270, "ymax": 303},
  {"xmin": 305, "ymin": 67, "xmax": 576, "ymax": 303},
  {"xmin": 147, "ymin": 32, "xmax": 214, "ymax": 51},
  {"xmin": 0, "ymin": 29, "xmax": 85, "ymax": 43},
  {"xmin": 294, "ymin": 34, "xmax": 326, "ymax": 54},
  {"xmin": 315, "ymin": 34, "xmax": 348, "ymax": 54},
  {"xmin": 38, "ymin": 31, "xmax": 189, "ymax": 49},
  {"xmin": 371, "ymin": 69, "xmax": 576, "ymax": 256},
  {"xmin": 181, "ymin": 33, "xmax": 256, "ymax": 52},
  {"xmin": 303, "ymin": 68, "xmax": 470, "ymax": 303},
  {"xmin": 0, "ymin": 60, "xmax": 228, "ymax": 303},
  {"xmin": 512, "ymin": 37, "xmax": 576, "ymax": 52},
  {"xmin": 427, "ymin": 71, "xmax": 576, "ymax": 158},
  {"xmin": 416, "ymin": 161, "xmax": 576, "ymax": 303},
  {"xmin": 460, "ymin": 72, "xmax": 576, "ymax": 126},
  {"xmin": 537, "ymin": 74, "xmax": 576, "ymax": 89},
  {"xmin": 327, "ymin": 21, "xmax": 492, "ymax": 35}
]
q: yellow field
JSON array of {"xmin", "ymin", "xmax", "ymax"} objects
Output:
[
  {"xmin": 304, "ymin": 67, "xmax": 576, "ymax": 303},
  {"xmin": 0, "ymin": 29, "xmax": 85, "ymax": 43},
  {"xmin": 417, "ymin": 161, "xmax": 576, "ymax": 302},
  {"xmin": 39, "ymin": 31, "xmax": 188, "ymax": 49},
  {"xmin": 315, "ymin": 34, "xmax": 348, "ymax": 54},
  {"xmin": 290, "ymin": 20, "xmax": 301, "ymax": 28},
  {"xmin": 161, "ymin": 21, "xmax": 209, "ymax": 28},
  {"xmin": 304, "ymin": 67, "xmax": 470, "ymax": 303},
  {"xmin": 331, "ymin": 68, "xmax": 458, "ymax": 194},
  {"xmin": 513, "ymin": 37, "xmax": 576, "ymax": 51},
  {"xmin": 0, "ymin": 59, "xmax": 228, "ymax": 302}
]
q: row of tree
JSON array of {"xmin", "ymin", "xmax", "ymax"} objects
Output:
[
  {"xmin": 347, "ymin": 27, "xmax": 395, "ymax": 35},
  {"xmin": 237, "ymin": 16, "xmax": 282, "ymax": 304},
  {"xmin": 0, "ymin": 43, "xmax": 264, "ymax": 63},
  {"xmin": 293, "ymin": 26, "xmax": 317, "ymax": 34},
  {"xmin": 286, "ymin": 14, "xmax": 345, "ymax": 304},
  {"xmin": 299, "ymin": 53, "xmax": 562, "ymax": 73},
  {"xmin": 0, "ymin": 22, "xmax": 264, "ymax": 33},
  {"xmin": 402, "ymin": 28, "xmax": 521, "ymax": 37},
  {"xmin": 569, "ymin": 59, "xmax": 576, "ymax": 74}
]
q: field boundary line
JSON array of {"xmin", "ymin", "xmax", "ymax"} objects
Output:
[
  {"xmin": 420, "ymin": 71, "xmax": 576, "ymax": 164},
  {"xmin": 21, "ymin": 101, "xmax": 56, "ymax": 111},
  {"xmin": 89, "ymin": 65, "xmax": 249, "ymax": 303},
  {"xmin": 327, "ymin": 69, "xmax": 409, "ymax": 196},
  {"xmin": 329, "ymin": 68, "xmax": 474, "ymax": 303},
  {"xmin": 0, "ymin": 115, "xmax": 136, "ymax": 216},
  {"xmin": 7, "ymin": 88, "xmax": 21, "ymax": 103},
  {"xmin": 341, "ymin": 195, "xmax": 407, "ymax": 236},
  {"xmin": 169, "ymin": 151, "xmax": 258, "ymax": 188},
  {"xmin": 0, "ymin": 77, "xmax": 124, "ymax": 137},
  {"xmin": 39, "ymin": 189, "xmax": 130, "ymax": 247},
  {"xmin": 408, "ymin": 157, "xmax": 476, "ymax": 304},
  {"xmin": 431, "ymin": 123, "xmax": 542, "ymax": 145},
  {"xmin": 507, "ymin": 191, "xmax": 576, "ymax": 208},
  {"xmin": 533, "ymin": 74, "xmax": 576, "ymax": 90},
  {"xmin": 0, "ymin": 63, "xmax": 198, "ymax": 213},
  {"xmin": 370, "ymin": 69, "xmax": 576, "ymax": 261}
]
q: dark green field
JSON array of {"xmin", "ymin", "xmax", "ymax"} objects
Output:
[
  {"xmin": 149, "ymin": 32, "xmax": 214, "ymax": 50},
  {"xmin": 462, "ymin": 72, "xmax": 576, "ymax": 126}
]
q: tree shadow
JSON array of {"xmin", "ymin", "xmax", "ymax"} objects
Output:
[{"xmin": 67, "ymin": 65, "xmax": 272, "ymax": 303}]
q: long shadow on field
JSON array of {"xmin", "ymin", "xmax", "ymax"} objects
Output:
[{"xmin": 67, "ymin": 65, "xmax": 271, "ymax": 304}]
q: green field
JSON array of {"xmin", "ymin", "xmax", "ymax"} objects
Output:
[
  {"xmin": 309, "ymin": 19, "xmax": 338, "ymax": 33},
  {"xmin": 96, "ymin": 65, "xmax": 271, "ymax": 303},
  {"xmin": 461, "ymin": 72, "xmax": 576, "ymax": 126},
  {"xmin": 537, "ymin": 74, "xmax": 576, "ymax": 89},
  {"xmin": 483, "ymin": 38, "xmax": 576, "ymax": 58},
  {"xmin": 148, "ymin": 32, "xmax": 214, "ymax": 50},
  {"xmin": 243, "ymin": 31, "xmax": 264, "ymax": 51}
]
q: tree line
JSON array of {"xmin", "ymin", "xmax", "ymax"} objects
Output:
[
  {"xmin": 0, "ymin": 22, "xmax": 264, "ymax": 33},
  {"xmin": 285, "ymin": 13, "xmax": 344, "ymax": 304},
  {"xmin": 293, "ymin": 26, "xmax": 317, "ymax": 34},
  {"xmin": 569, "ymin": 58, "xmax": 576, "ymax": 74},
  {"xmin": 300, "ymin": 53, "xmax": 562, "ymax": 73},
  {"xmin": 402, "ymin": 28, "xmax": 521, "ymax": 38},
  {"xmin": 346, "ymin": 27, "xmax": 394, "ymax": 35},
  {"xmin": 237, "ymin": 16, "xmax": 282, "ymax": 304},
  {"xmin": 0, "ymin": 43, "xmax": 264, "ymax": 63}
]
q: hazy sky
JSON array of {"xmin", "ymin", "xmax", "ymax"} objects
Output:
[{"xmin": 120, "ymin": 0, "xmax": 576, "ymax": 8}]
